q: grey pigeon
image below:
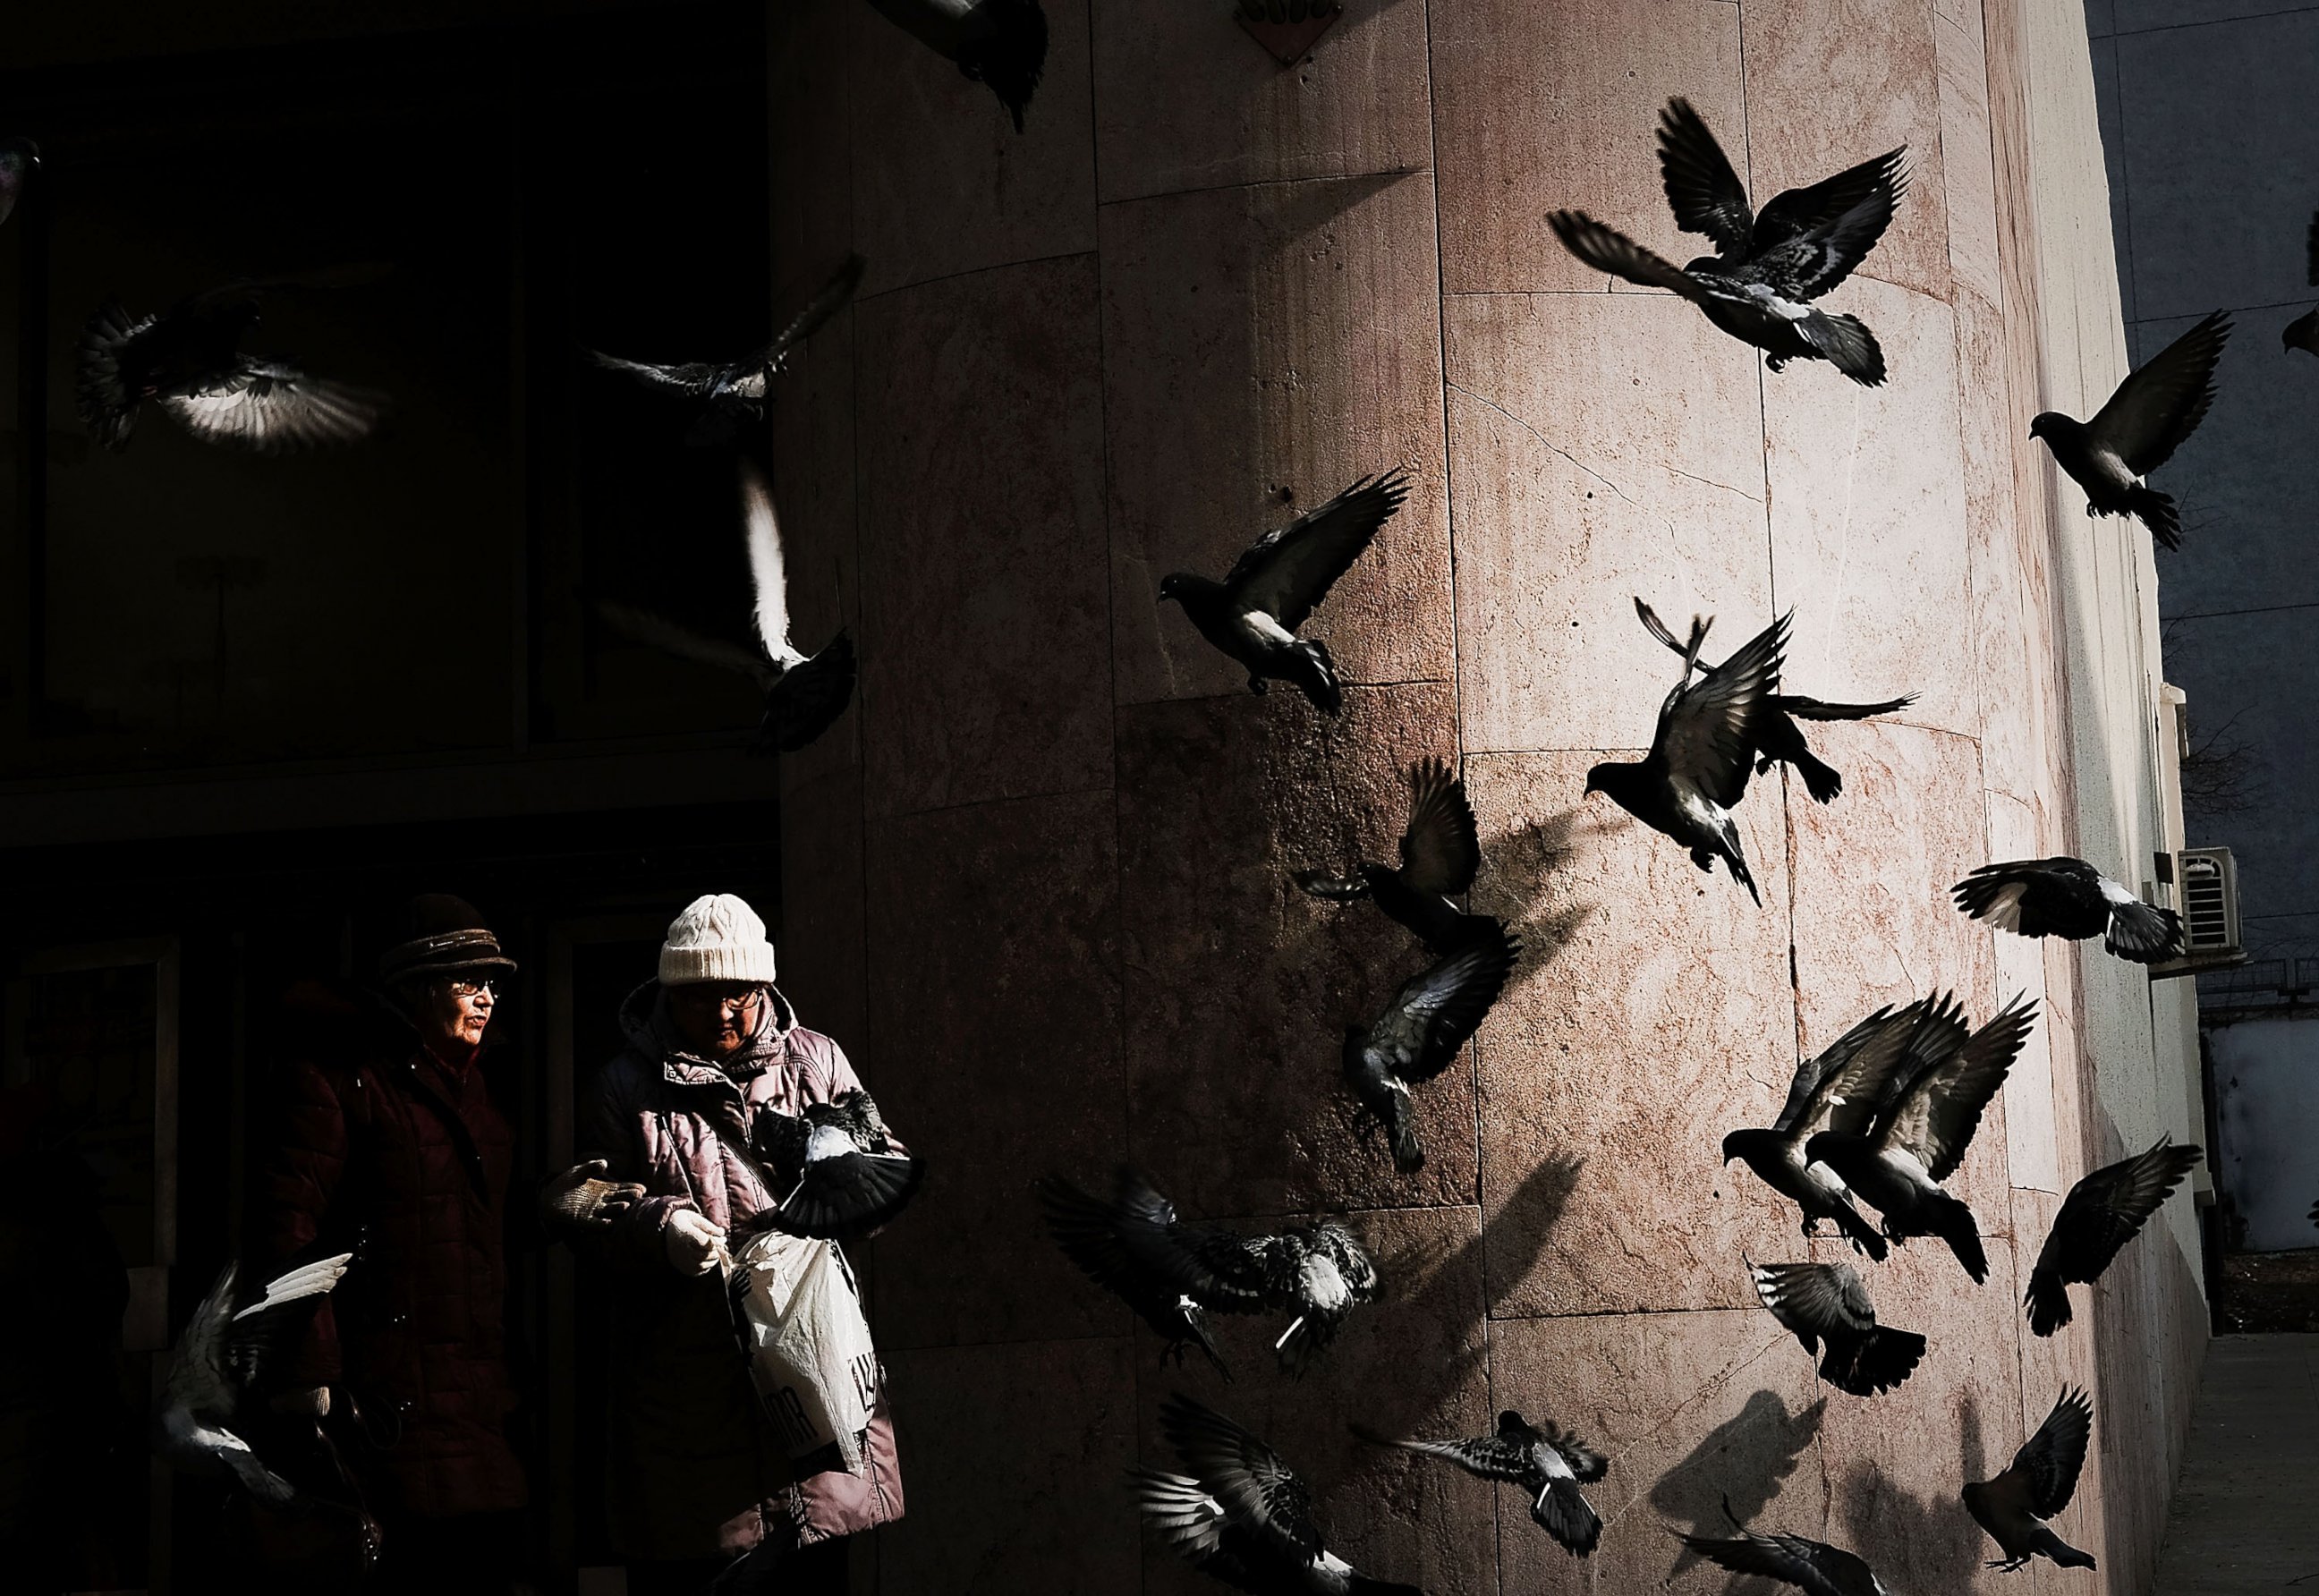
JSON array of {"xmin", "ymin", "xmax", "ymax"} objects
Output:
[
  {"xmin": 2025, "ymin": 1139, "xmax": 2201, "ymax": 1337},
  {"xmin": 0, "ymin": 138, "xmax": 37, "ymax": 228},
  {"xmin": 1748, "ymin": 1260, "xmax": 1925, "ymax": 1397},
  {"xmin": 1585, "ymin": 609, "xmax": 1789, "ymax": 904},
  {"xmin": 1550, "ymin": 98, "xmax": 1907, "ymax": 386},
  {"xmin": 1721, "ymin": 998, "xmax": 1965, "ymax": 1261},
  {"xmin": 865, "ymin": 0, "xmax": 1049, "ymax": 133},
  {"xmin": 1134, "ymin": 1394, "xmax": 1423, "ymax": 1596},
  {"xmin": 1805, "ymin": 993, "xmax": 2038, "ymax": 1283},
  {"xmin": 1160, "ymin": 470, "xmax": 1410, "ymax": 714},
  {"xmin": 598, "ymin": 461, "xmax": 857, "ymax": 753},
  {"xmin": 1253, "ymin": 1219, "xmax": 1380, "ymax": 1376},
  {"xmin": 1342, "ymin": 921, "xmax": 1518, "ymax": 1173},
  {"xmin": 586, "ymin": 253, "xmax": 863, "ymax": 444},
  {"xmin": 1965, "ymin": 1388, "xmax": 2095, "ymax": 1571},
  {"xmin": 1035, "ymin": 1168, "xmax": 1269, "ymax": 1379},
  {"xmin": 752, "ymin": 1088, "xmax": 921, "ymax": 1238},
  {"xmin": 1355, "ymin": 1409, "xmax": 1606, "ymax": 1557},
  {"xmin": 2030, "ymin": 310, "xmax": 2229, "ymax": 549},
  {"xmin": 1296, "ymin": 757, "xmax": 1488, "ymax": 952},
  {"xmin": 1678, "ymin": 1515, "xmax": 1893, "ymax": 1595},
  {"xmin": 1951, "ymin": 856, "xmax": 2182, "ymax": 965},
  {"xmin": 1634, "ymin": 598, "xmax": 1916, "ymax": 803},
  {"xmin": 78, "ymin": 282, "xmax": 386, "ymax": 453},
  {"xmin": 155, "ymin": 1252, "xmax": 354, "ymax": 1503},
  {"xmin": 2283, "ymin": 214, "xmax": 2317, "ymax": 358}
]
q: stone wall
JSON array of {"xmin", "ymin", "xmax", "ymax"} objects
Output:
[{"xmin": 764, "ymin": 0, "xmax": 2206, "ymax": 1590}]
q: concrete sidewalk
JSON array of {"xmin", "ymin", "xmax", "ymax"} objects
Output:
[{"xmin": 2155, "ymin": 1335, "xmax": 2319, "ymax": 1592}]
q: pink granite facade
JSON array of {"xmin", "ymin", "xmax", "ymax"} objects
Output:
[{"xmin": 766, "ymin": 1, "xmax": 2207, "ymax": 1591}]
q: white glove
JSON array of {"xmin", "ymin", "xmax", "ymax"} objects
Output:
[{"xmin": 665, "ymin": 1207, "xmax": 731, "ymax": 1277}]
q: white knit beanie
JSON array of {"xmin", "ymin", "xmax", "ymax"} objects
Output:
[{"xmin": 658, "ymin": 893, "xmax": 778, "ymax": 986}]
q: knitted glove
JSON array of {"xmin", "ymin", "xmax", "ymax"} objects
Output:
[{"xmin": 539, "ymin": 1159, "xmax": 650, "ymax": 1232}]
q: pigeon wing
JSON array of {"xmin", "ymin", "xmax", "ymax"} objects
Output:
[
  {"xmin": 738, "ymin": 461, "xmax": 795, "ymax": 662},
  {"xmin": 1542, "ymin": 1421, "xmax": 1609, "ymax": 1482},
  {"xmin": 159, "ymin": 365, "xmax": 385, "ymax": 452},
  {"xmin": 1355, "ymin": 1427, "xmax": 1533, "ymax": 1485},
  {"xmin": 1874, "ymin": 994, "xmax": 2035, "ymax": 1180},
  {"xmin": 164, "ymin": 1260, "xmax": 244, "ymax": 1420},
  {"xmin": 1747, "ymin": 149, "xmax": 1908, "ymax": 299},
  {"xmin": 1656, "ymin": 98, "xmax": 1754, "ymax": 257},
  {"xmin": 1772, "ymin": 1004, "xmax": 1897, "ymax": 1135},
  {"xmin": 596, "ymin": 601, "xmax": 776, "ymax": 687},
  {"xmin": 1364, "ymin": 924, "xmax": 1519, "ymax": 1084},
  {"xmin": 2001, "ymin": 1387, "xmax": 2094, "ymax": 1519},
  {"xmin": 584, "ymin": 349, "xmax": 728, "ymax": 398},
  {"xmin": 2040, "ymin": 1139, "xmax": 2202, "ymax": 1287},
  {"xmin": 1129, "ymin": 1468, "xmax": 1262, "ymax": 1584},
  {"xmin": 1678, "ymin": 1530, "xmax": 1874, "ymax": 1596},
  {"xmin": 1550, "ymin": 211, "xmax": 1714, "ymax": 300},
  {"xmin": 224, "ymin": 1252, "xmax": 354, "ymax": 1391},
  {"xmin": 762, "ymin": 633, "xmax": 857, "ymax": 753},
  {"xmin": 1160, "ymin": 1394, "xmax": 1324, "ymax": 1563},
  {"xmin": 1751, "ymin": 1261, "xmax": 1877, "ymax": 1337},
  {"xmin": 1655, "ymin": 612, "xmax": 1788, "ymax": 809},
  {"xmin": 1398, "ymin": 757, "xmax": 1480, "ymax": 896},
  {"xmin": 761, "ymin": 252, "xmax": 867, "ymax": 366},
  {"xmin": 779, "ymin": 1150, "xmax": 923, "ymax": 1238},
  {"xmin": 2085, "ymin": 310, "xmax": 2230, "ymax": 477},
  {"xmin": 1111, "ymin": 1172, "xmax": 1270, "ymax": 1309},
  {"xmin": 1222, "ymin": 469, "xmax": 1411, "ymax": 633}
]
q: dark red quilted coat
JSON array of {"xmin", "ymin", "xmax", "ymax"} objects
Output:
[{"xmin": 255, "ymin": 995, "xmax": 528, "ymax": 1520}]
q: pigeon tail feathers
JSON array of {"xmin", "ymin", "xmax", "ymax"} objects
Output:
[
  {"xmin": 2037, "ymin": 1529, "xmax": 2096, "ymax": 1570},
  {"xmin": 2125, "ymin": 486, "xmax": 2180, "ymax": 550},
  {"xmin": 1831, "ymin": 1199, "xmax": 1890, "ymax": 1262},
  {"xmin": 2105, "ymin": 896, "xmax": 2184, "ymax": 964},
  {"xmin": 1532, "ymin": 1476, "xmax": 1602, "ymax": 1557},
  {"xmin": 1799, "ymin": 311, "xmax": 1887, "ymax": 386},
  {"xmin": 2026, "ymin": 1266, "xmax": 2073, "ymax": 1337},
  {"xmin": 1933, "ymin": 1195, "xmax": 1989, "ymax": 1284},
  {"xmin": 1287, "ymin": 638, "xmax": 1343, "ymax": 715},
  {"xmin": 1790, "ymin": 745, "xmax": 1843, "ymax": 804},
  {"xmin": 75, "ymin": 300, "xmax": 147, "ymax": 449},
  {"xmin": 1384, "ymin": 1094, "xmax": 1424, "ymax": 1176}
]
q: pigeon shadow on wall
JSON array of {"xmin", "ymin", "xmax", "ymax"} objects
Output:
[
  {"xmin": 1650, "ymin": 1389, "xmax": 1827, "ymax": 1579},
  {"xmin": 1478, "ymin": 1152, "xmax": 1585, "ymax": 1320},
  {"xmin": 1475, "ymin": 801, "xmax": 1611, "ymax": 997},
  {"xmin": 1832, "ymin": 1453, "xmax": 1985, "ymax": 1592}
]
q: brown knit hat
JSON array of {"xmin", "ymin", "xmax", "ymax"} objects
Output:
[{"xmin": 378, "ymin": 894, "xmax": 517, "ymax": 985}]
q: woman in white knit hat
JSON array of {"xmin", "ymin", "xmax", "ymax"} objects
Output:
[{"xmin": 567, "ymin": 893, "xmax": 903, "ymax": 1595}]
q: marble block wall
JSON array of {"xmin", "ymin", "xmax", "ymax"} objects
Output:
[{"xmin": 764, "ymin": 0, "xmax": 2207, "ymax": 1591}]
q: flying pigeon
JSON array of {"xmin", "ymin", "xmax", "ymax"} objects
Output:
[
  {"xmin": 2288, "ymin": 214, "xmax": 2319, "ymax": 358},
  {"xmin": 2030, "ymin": 310, "xmax": 2229, "ymax": 549},
  {"xmin": 1963, "ymin": 1387, "xmax": 2095, "ymax": 1572},
  {"xmin": 1550, "ymin": 98, "xmax": 1907, "ymax": 386},
  {"xmin": 1355, "ymin": 1409, "xmax": 1606, "ymax": 1557},
  {"xmin": 2024, "ymin": 1138, "xmax": 2202, "ymax": 1337},
  {"xmin": 1035, "ymin": 1168, "xmax": 1268, "ymax": 1378},
  {"xmin": 77, "ymin": 283, "xmax": 386, "ymax": 453},
  {"xmin": 1721, "ymin": 998, "xmax": 1966, "ymax": 1261},
  {"xmin": 1255, "ymin": 1219, "xmax": 1380, "ymax": 1376},
  {"xmin": 864, "ymin": 0, "xmax": 1049, "ymax": 133},
  {"xmin": 1342, "ymin": 921, "xmax": 1519, "ymax": 1173},
  {"xmin": 1748, "ymin": 1261, "xmax": 1925, "ymax": 1398},
  {"xmin": 1634, "ymin": 598, "xmax": 1916, "ymax": 803},
  {"xmin": 1584, "ymin": 609, "xmax": 1789, "ymax": 904},
  {"xmin": 0, "ymin": 138, "xmax": 37, "ymax": 229},
  {"xmin": 156, "ymin": 1252, "xmax": 355, "ymax": 1503},
  {"xmin": 1951, "ymin": 856, "xmax": 2182, "ymax": 965},
  {"xmin": 1295, "ymin": 757, "xmax": 1489, "ymax": 952},
  {"xmin": 598, "ymin": 461, "xmax": 857, "ymax": 753},
  {"xmin": 752, "ymin": 1088, "xmax": 922, "ymax": 1238},
  {"xmin": 1134, "ymin": 1394, "xmax": 1423, "ymax": 1596},
  {"xmin": 586, "ymin": 253, "xmax": 864, "ymax": 445},
  {"xmin": 1805, "ymin": 993, "xmax": 2038, "ymax": 1283},
  {"xmin": 1159, "ymin": 470, "xmax": 1410, "ymax": 715},
  {"xmin": 1677, "ymin": 1515, "xmax": 1893, "ymax": 1596}
]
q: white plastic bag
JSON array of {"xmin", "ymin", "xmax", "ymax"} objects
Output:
[{"xmin": 734, "ymin": 1227, "xmax": 881, "ymax": 1471}]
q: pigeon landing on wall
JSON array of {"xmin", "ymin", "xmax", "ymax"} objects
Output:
[
  {"xmin": 1634, "ymin": 598, "xmax": 1916, "ymax": 803},
  {"xmin": 863, "ymin": 0, "xmax": 1049, "ymax": 132},
  {"xmin": 1678, "ymin": 1515, "xmax": 1896, "ymax": 1596},
  {"xmin": 585, "ymin": 253, "xmax": 864, "ymax": 446},
  {"xmin": 1965, "ymin": 1388, "xmax": 2096, "ymax": 1572},
  {"xmin": 2029, "ymin": 310, "xmax": 2230, "ymax": 550},
  {"xmin": 752, "ymin": 1089, "xmax": 922, "ymax": 1238},
  {"xmin": 1584, "ymin": 608, "xmax": 1789, "ymax": 904},
  {"xmin": 1158, "ymin": 469, "xmax": 1410, "ymax": 714},
  {"xmin": 0, "ymin": 138, "xmax": 37, "ymax": 228},
  {"xmin": 598, "ymin": 461, "xmax": 858, "ymax": 754},
  {"xmin": 2024, "ymin": 1139, "xmax": 2202, "ymax": 1337},
  {"xmin": 2286, "ymin": 214, "xmax": 2319, "ymax": 357},
  {"xmin": 1550, "ymin": 98, "xmax": 1907, "ymax": 387},
  {"xmin": 1950, "ymin": 856, "xmax": 2183, "ymax": 964},
  {"xmin": 1749, "ymin": 1261, "xmax": 1925, "ymax": 1397},
  {"xmin": 1134, "ymin": 1394, "xmax": 1423, "ymax": 1596},
  {"xmin": 1805, "ymin": 994, "xmax": 2038, "ymax": 1283},
  {"xmin": 1342, "ymin": 921, "xmax": 1518, "ymax": 1173},
  {"xmin": 1355, "ymin": 1409, "xmax": 1607, "ymax": 1557},
  {"xmin": 77, "ymin": 281, "xmax": 387, "ymax": 453},
  {"xmin": 1296, "ymin": 757, "xmax": 1488, "ymax": 953}
]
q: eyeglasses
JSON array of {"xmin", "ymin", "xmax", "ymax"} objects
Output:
[
  {"xmin": 670, "ymin": 986, "xmax": 763, "ymax": 1015},
  {"xmin": 445, "ymin": 977, "xmax": 500, "ymax": 1000}
]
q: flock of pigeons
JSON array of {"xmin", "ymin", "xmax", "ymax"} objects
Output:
[{"xmin": 8, "ymin": 8, "xmax": 2303, "ymax": 1590}]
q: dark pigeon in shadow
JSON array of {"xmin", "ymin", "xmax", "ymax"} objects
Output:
[
  {"xmin": 1355, "ymin": 1408, "xmax": 1606, "ymax": 1558},
  {"xmin": 1036, "ymin": 1168, "xmax": 1268, "ymax": 1379},
  {"xmin": 2286, "ymin": 213, "xmax": 2318, "ymax": 357},
  {"xmin": 1297, "ymin": 756, "xmax": 1490, "ymax": 952},
  {"xmin": 1342, "ymin": 921, "xmax": 1518, "ymax": 1174},
  {"xmin": 0, "ymin": 138, "xmax": 36, "ymax": 228},
  {"xmin": 864, "ymin": 0, "xmax": 1049, "ymax": 133},
  {"xmin": 752, "ymin": 1088, "xmax": 921, "ymax": 1238},
  {"xmin": 2024, "ymin": 1139, "xmax": 2201, "ymax": 1337}
]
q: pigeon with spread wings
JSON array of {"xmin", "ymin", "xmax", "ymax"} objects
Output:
[
  {"xmin": 1135, "ymin": 1394, "xmax": 1423, "ymax": 1596},
  {"xmin": 1296, "ymin": 757, "xmax": 1490, "ymax": 953},
  {"xmin": 1550, "ymin": 98, "xmax": 1907, "ymax": 386},
  {"xmin": 1951, "ymin": 856, "xmax": 2182, "ymax": 965},
  {"xmin": 2030, "ymin": 310, "xmax": 2229, "ymax": 549},
  {"xmin": 865, "ymin": 0, "xmax": 1049, "ymax": 134},
  {"xmin": 1343, "ymin": 921, "xmax": 1518, "ymax": 1174},
  {"xmin": 1035, "ymin": 1169, "xmax": 1269, "ymax": 1379},
  {"xmin": 1806, "ymin": 993, "xmax": 2038, "ymax": 1283},
  {"xmin": 1355, "ymin": 1409, "xmax": 1607, "ymax": 1557},
  {"xmin": 1585, "ymin": 609, "xmax": 1789, "ymax": 904},
  {"xmin": 2025, "ymin": 1139, "xmax": 2202, "ymax": 1337},
  {"xmin": 1634, "ymin": 598, "xmax": 1916, "ymax": 803},
  {"xmin": 1677, "ymin": 1516, "xmax": 1894, "ymax": 1596},
  {"xmin": 751, "ymin": 1090, "xmax": 920, "ymax": 1239},
  {"xmin": 78, "ymin": 280, "xmax": 386, "ymax": 454},
  {"xmin": 587, "ymin": 253, "xmax": 864, "ymax": 445},
  {"xmin": 1966, "ymin": 1387, "xmax": 2096, "ymax": 1572},
  {"xmin": 598, "ymin": 461, "xmax": 856, "ymax": 753},
  {"xmin": 1159, "ymin": 470, "xmax": 1410, "ymax": 714},
  {"xmin": 1749, "ymin": 1260, "xmax": 1925, "ymax": 1397}
]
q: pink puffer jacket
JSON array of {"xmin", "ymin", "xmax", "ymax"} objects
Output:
[{"xmin": 578, "ymin": 982, "xmax": 904, "ymax": 1560}]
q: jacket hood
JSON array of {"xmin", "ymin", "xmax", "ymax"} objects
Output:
[{"xmin": 616, "ymin": 979, "xmax": 797, "ymax": 1082}]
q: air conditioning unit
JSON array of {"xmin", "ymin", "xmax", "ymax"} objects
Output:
[{"xmin": 2148, "ymin": 846, "xmax": 2247, "ymax": 979}]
